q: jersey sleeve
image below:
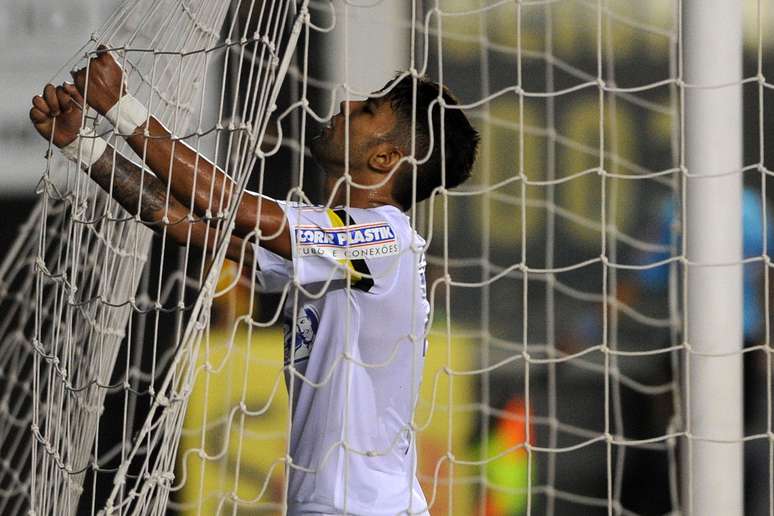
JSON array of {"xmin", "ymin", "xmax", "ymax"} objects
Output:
[
  {"xmin": 253, "ymin": 243, "xmax": 293, "ymax": 293},
  {"xmin": 281, "ymin": 203, "xmax": 403, "ymax": 295}
]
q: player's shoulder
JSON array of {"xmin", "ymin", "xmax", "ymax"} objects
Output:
[
  {"xmin": 285, "ymin": 202, "xmax": 424, "ymax": 252},
  {"xmin": 345, "ymin": 205, "xmax": 421, "ymax": 244},
  {"xmin": 288, "ymin": 203, "xmax": 411, "ymax": 232},
  {"xmin": 341, "ymin": 206, "xmax": 424, "ymax": 295},
  {"xmin": 345, "ymin": 204, "xmax": 408, "ymax": 227}
]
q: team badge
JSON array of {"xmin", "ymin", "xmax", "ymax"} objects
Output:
[{"xmin": 283, "ymin": 305, "xmax": 320, "ymax": 364}]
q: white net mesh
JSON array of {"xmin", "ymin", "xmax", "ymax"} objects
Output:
[
  {"xmin": 0, "ymin": 0, "xmax": 771, "ymax": 514},
  {"xmin": 0, "ymin": 0, "xmax": 306, "ymax": 514}
]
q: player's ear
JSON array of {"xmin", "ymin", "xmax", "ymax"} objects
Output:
[{"xmin": 368, "ymin": 142, "xmax": 403, "ymax": 174}]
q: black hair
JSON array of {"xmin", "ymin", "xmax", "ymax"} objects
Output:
[{"xmin": 378, "ymin": 75, "xmax": 479, "ymax": 211}]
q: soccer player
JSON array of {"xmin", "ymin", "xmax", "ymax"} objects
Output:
[{"xmin": 29, "ymin": 48, "xmax": 478, "ymax": 515}]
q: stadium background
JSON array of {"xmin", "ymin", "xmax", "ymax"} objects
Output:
[{"xmin": 1, "ymin": 1, "xmax": 772, "ymax": 514}]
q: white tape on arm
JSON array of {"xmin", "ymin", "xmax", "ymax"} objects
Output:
[
  {"xmin": 60, "ymin": 126, "xmax": 108, "ymax": 167},
  {"xmin": 105, "ymin": 94, "xmax": 149, "ymax": 136}
]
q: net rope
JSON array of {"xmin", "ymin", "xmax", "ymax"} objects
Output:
[{"xmin": 0, "ymin": 0, "xmax": 306, "ymax": 514}]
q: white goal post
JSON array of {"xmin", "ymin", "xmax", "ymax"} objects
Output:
[{"xmin": 684, "ymin": 0, "xmax": 744, "ymax": 514}]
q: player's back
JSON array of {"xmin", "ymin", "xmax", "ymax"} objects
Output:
[{"xmin": 254, "ymin": 203, "xmax": 430, "ymax": 515}]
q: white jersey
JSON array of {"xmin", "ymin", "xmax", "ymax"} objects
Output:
[{"xmin": 254, "ymin": 202, "xmax": 430, "ymax": 515}]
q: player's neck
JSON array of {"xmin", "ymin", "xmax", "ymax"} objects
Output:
[{"xmin": 323, "ymin": 171, "xmax": 402, "ymax": 210}]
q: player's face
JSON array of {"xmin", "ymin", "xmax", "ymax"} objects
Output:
[{"xmin": 310, "ymin": 97, "xmax": 398, "ymax": 174}]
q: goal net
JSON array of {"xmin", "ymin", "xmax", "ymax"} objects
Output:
[
  {"xmin": 0, "ymin": 0, "xmax": 306, "ymax": 514},
  {"xmin": 0, "ymin": 0, "xmax": 771, "ymax": 515}
]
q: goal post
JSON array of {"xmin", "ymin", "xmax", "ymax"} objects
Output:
[{"xmin": 683, "ymin": 0, "xmax": 744, "ymax": 514}]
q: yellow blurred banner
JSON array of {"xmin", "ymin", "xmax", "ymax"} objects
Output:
[{"xmin": 178, "ymin": 326, "xmax": 289, "ymax": 514}]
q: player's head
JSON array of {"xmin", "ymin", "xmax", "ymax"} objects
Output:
[
  {"xmin": 379, "ymin": 75, "xmax": 479, "ymax": 210},
  {"xmin": 310, "ymin": 75, "xmax": 479, "ymax": 211}
]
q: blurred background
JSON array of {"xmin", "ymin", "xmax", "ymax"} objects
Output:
[{"xmin": 1, "ymin": 0, "xmax": 773, "ymax": 514}]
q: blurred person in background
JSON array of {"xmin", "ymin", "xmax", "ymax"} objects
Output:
[{"xmin": 638, "ymin": 187, "xmax": 774, "ymax": 515}]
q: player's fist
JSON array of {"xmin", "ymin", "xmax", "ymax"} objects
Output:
[
  {"xmin": 29, "ymin": 83, "xmax": 85, "ymax": 148},
  {"xmin": 70, "ymin": 45, "xmax": 127, "ymax": 115}
]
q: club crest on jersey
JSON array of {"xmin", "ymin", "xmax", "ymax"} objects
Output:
[
  {"xmin": 295, "ymin": 222, "xmax": 399, "ymax": 259},
  {"xmin": 283, "ymin": 305, "xmax": 320, "ymax": 365}
]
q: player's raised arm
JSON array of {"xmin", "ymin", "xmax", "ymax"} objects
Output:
[
  {"xmin": 69, "ymin": 46, "xmax": 291, "ymax": 259},
  {"xmin": 29, "ymin": 83, "xmax": 251, "ymax": 266}
]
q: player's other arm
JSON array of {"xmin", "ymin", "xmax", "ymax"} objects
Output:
[
  {"xmin": 29, "ymin": 83, "xmax": 250, "ymax": 265},
  {"xmin": 69, "ymin": 47, "xmax": 291, "ymax": 259}
]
